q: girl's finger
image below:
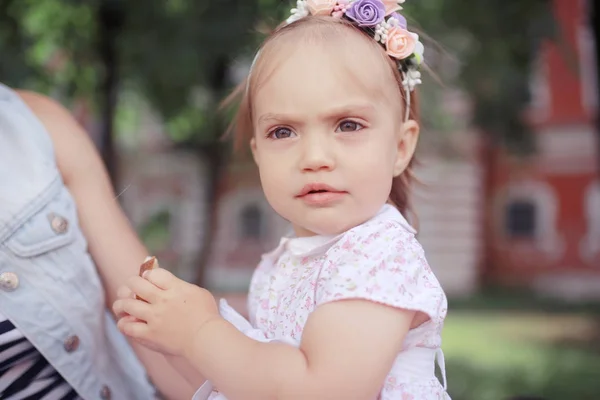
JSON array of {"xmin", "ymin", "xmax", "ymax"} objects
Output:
[
  {"xmin": 117, "ymin": 284, "xmax": 134, "ymax": 299},
  {"xmin": 117, "ymin": 316, "xmax": 150, "ymax": 340},
  {"xmin": 113, "ymin": 298, "xmax": 153, "ymax": 322},
  {"xmin": 143, "ymin": 268, "xmax": 177, "ymax": 290},
  {"xmin": 126, "ymin": 275, "xmax": 161, "ymax": 303}
]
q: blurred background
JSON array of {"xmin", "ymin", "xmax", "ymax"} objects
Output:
[{"xmin": 1, "ymin": 0, "xmax": 599, "ymax": 398}]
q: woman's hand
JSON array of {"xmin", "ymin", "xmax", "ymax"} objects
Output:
[{"xmin": 113, "ymin": 268, "xmax": 220, "ymax": 357}]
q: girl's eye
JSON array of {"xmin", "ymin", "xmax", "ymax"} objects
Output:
[
  {"xmin": 268, "ymin": 127, "xmax": 295, "ymax": 139},
  {"xmin": 336, "ymin": 120, "xmax": 364, "ymax": 132}
]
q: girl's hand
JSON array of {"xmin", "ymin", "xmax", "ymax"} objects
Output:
[{"xmin": 112, "ymin": 268, "xmax": 220, "ymax": 357}]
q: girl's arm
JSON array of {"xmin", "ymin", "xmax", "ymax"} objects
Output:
[
  {"xmin": 192, "ymin": 299, "xmax": 414, "ymax": 400},
  {"xmin": 18, "ymin": 90, "xmax": 198, "ymax": 400},
  {"xmin": 115, "ymin": 270, "xmax": 415, "ymax": 400}
]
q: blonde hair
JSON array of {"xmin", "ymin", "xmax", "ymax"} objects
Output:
[{"xmin": 222, "ymin": 15, "xmax": 420, "ymax": 220}]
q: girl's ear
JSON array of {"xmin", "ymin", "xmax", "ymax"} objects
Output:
[
  {"xmin": 250, "ymin": 137, "xmax": 259, "ymax": 166},
  {"xmin": 393, "ymin": 119, "xmax": 419, "ymax": 177}
]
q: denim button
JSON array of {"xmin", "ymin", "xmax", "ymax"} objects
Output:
[
  {"xmin": 63, "ymin": 335, "xmax": 80, "ymax": 352},
  {"xmin": 48, "ymin": 213, "xmax": 69, "ymax": 234},
  {"xmin": 100, "ymin": 385, "xmax": 111, "ymax": 400},
  {"xmin": 0, "ymin": 272, "xmax": 19, "ymax": 291}
]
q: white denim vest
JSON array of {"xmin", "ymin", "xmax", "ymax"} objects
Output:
[{"xmin": 0, "ymin": 84, "xmax": 157, "ymax": 399}]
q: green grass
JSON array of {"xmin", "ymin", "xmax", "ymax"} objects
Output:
[{"xmin": 441, "ymin": 311, "xmax": 600, "ymax": 400}]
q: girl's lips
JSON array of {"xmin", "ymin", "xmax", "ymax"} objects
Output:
[{"xmin": 297, "ymin": 190, "xmax": 347, "ymax": 206}]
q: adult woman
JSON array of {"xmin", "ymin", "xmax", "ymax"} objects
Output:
[{"xmin": 0, "ymin": 83, "xmax": 197, "ymax": 399}]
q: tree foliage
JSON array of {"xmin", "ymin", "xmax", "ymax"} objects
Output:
[
  {"xmin": 0, "ymin": 0, "xmax": 99, "ymax": 97},
  {"xmin": 1, "ymin": 0, "xmax": 558, "ymax": 150},
  {"xmin": 407, "ymin": 0, "xmax": 557, "ymax": 152},
  {"xmin": 0, "ymin": 0, "xmax": 560, "ymax": 282}
]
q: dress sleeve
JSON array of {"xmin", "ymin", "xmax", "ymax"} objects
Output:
[{"xmin": 315, "ymin": 221, "xmax": 446, "ymax": 322}]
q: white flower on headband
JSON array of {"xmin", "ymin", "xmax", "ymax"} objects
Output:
[
  {"xmin": 332, "ymin": 0, "xmax": 351, "ymax": 18},
  {"xmin": 374, "ymin": 20, "xmax": 392, "ymax": 44},
  {"xmin": 286, "ymin": 0, "xmax": 310, "ymax": 24},
  {"xmin": 412, "ymin": 33, "xmax": 424, "ymax": 65},
  {"xmin": 403, "ymin": 69, "xmax": 421, "ymax": 92}
]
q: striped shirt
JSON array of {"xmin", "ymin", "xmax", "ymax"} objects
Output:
[{"xmin": 0, "ymin": 311, "xmax": 81, "ymax": 400}]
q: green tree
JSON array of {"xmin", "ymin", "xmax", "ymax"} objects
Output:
[
  {"xmin": 406, "ymin": 0, "xmax": 558, "ymax": 150},
  {"xmin": 0, "ymin": 0, "xmax": 564, "ymax": 285},
  {"xmin": 405, "ymin": 0, "xmax": 560, "ymax": 283},
  {"xmin": 0, "ymin": 0, "xmax": 279, "ymax": 285}
]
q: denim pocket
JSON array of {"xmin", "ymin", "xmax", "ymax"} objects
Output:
[{"xmin": 5, "ymin": 188, "xmax": 76, "ymax": 258}]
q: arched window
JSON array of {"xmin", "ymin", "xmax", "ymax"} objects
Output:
[
  {"xmin": 505, "ymin": 200, "xmax": 537, "ymax": 238},
  {"xmin": 496, "ymin": 180, "xmax": 564, "ymax": 260},
  {"xmin": 581, "ymin": 181, "xmax": 600, "ymax": 261},
  {"xmin": 586, "ymin": 182, "xmax": 600, "ymax": 231}
]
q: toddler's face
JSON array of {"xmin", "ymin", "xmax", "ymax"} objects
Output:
[{"xmin": 251, "ymin": 38, "xmax": 418, "ymax": 236}]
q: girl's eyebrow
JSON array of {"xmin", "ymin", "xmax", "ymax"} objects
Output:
[
  {"xmin": 257, "ymin": 112, "xmax": 299, "ymax": 125},
  {"xmin": 318, "ymin": 103, "xmax": 376, "ymax": 119},
  {"xmin": 257, "ymin": 103, "xmax": 376, "ymax": 126}
]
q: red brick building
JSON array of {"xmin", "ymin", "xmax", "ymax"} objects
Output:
[
  {"xmin": 484, "ymin": 0, "xmax": 599, "ymax": 300},
  {"xmin": 112, "ymin": 0, "xmax": 597, "ymax": 302}
]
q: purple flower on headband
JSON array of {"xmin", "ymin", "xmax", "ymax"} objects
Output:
[
  {"xmin": 390, "ymin": 12, "xmax": 407, "ymax": 29},
  {"xmin": 346, "ymin": 0, "xmax": 386, "ymax": 27}
]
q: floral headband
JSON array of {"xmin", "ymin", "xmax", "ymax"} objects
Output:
[
  {"xmin": 247, "ymin": 0, "xmax": 424, "ymax": 120},
  {"xmin": 283, "ymin": 0, "xmax": 424, "ymax": 119}
]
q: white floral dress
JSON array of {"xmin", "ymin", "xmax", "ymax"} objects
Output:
[{"xmin": 194, "ymin": 205, "xmax": 450, "ymax": 400}]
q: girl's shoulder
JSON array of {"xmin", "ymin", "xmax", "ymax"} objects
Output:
[
  {"xmin": 333, "ymin": 204, "xmax": 419, "ymax": 253},
  {"xmin": 317, "ymin": 205, "xmax": 448, "ymax": 323}
]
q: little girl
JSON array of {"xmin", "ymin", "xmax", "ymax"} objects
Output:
[{"xmin": 113, "ymin": 1, "xmax": 449, "ymax": 398}]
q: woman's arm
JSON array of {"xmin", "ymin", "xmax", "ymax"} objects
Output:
[{"xmin": 18, "ymin": 90, "xmax": 199, "ymax": 400}]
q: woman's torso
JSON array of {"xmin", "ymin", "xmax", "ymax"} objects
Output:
[
  {"xmin": 0, "ymin": 310, "xmax": 81, "ymax": 400},
  {"xmin": 0, "ymin": 84, "xmax": 156, "ymax": 400}
]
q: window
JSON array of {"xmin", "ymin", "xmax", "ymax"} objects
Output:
[
  {"xmin": 581, "ymin": 181, "xmax": 600, "ymax": 261},
  {"xmin": 497, "ymin": 181, "xmax": 563, "ymax": 259},
  {"xmin": 240, "ymin": 204, "xmax": 263, "ymax": 239},
  {"xmin": 505, "ymin": 200, "xmax": 536, "ymax": 238},
  {"xmin": 577, "ymin": 17, "xmax": 598, "ymax": 113}
]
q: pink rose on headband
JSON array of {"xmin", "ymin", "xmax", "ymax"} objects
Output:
[
  {"xmin": 386, "ymin": 26, "xmax": 416, "ymax": 60},
  {"xmin": 382, "ymin": 0, "xmax": 401, "ymax": 15},
  {"xmin": 346, "ymin": 0, "xmax": 386, "ymax": 27},
  {"xmin": 307, "ymin": 0, "xmax": 337, "ymax": 16}
]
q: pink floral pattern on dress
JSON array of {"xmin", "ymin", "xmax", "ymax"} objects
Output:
[{"xmin": 247, "ymin": 205, "xmax": 450, "ymax": 399}]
